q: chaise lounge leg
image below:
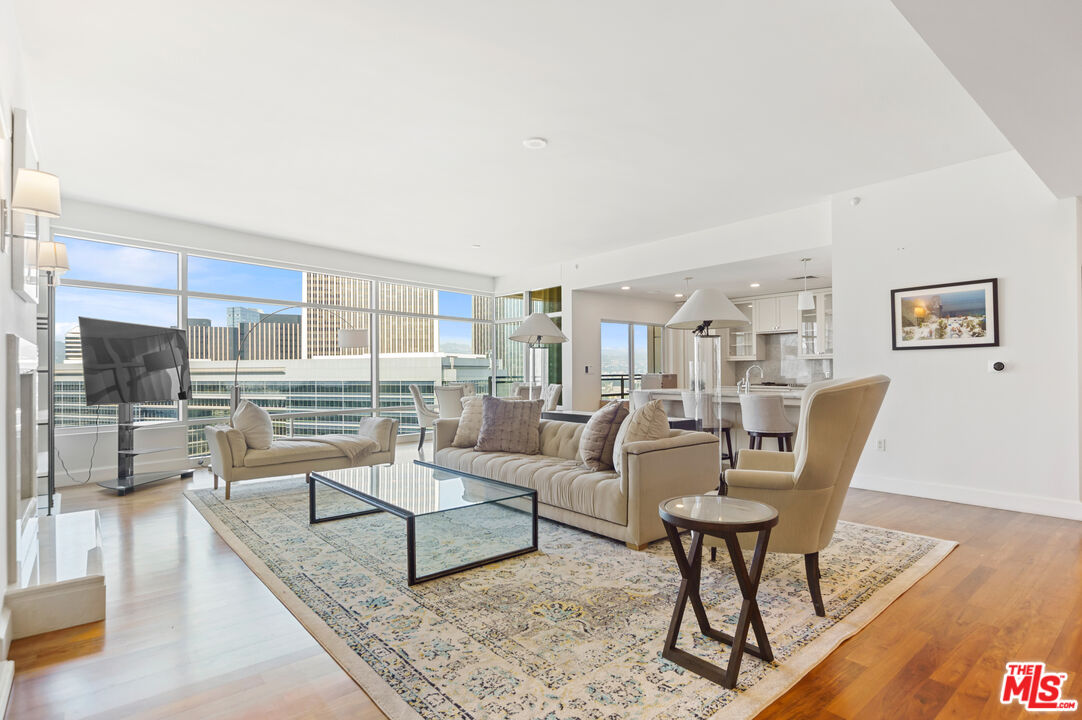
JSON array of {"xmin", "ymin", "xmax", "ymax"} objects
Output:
[
  {"xmin": 213, "ymin": 474, "xmax": 218, "ymax": 490},
  {"xmin": 417, "ymin": 427, "xmax": 426, "ymax": 451},
  {"xmin": 225, "ymin": 481, "xmax": 231, "ymax": 501},
  {"xmin": 805, "ymin": 552, "xmax": 825, "ymax": 617},
  {"xmin": 305, "ymin": 472, "xmax": 311, "ymax": 483}
]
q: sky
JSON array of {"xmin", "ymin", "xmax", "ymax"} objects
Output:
[{"xmin": 55, "ymin": 235, "xmax": 477, "ymax": 351}]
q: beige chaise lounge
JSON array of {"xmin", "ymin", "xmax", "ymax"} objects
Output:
[
  {"xmin": 433, "ymin": 417, "xmax": 719, "ymax": 548},
  {"xmin": 205, "ymin": 417, "xmax": 399, "ymax": 499}
]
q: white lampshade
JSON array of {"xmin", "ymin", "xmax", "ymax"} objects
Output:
[
  {"xmin": 797, "ymin": 290, "xmax": 816, "ymax": 311},
  {"xmin": 509, "ymin": 312, "xmax": 567, "ymax": 344},
  {"xmin": 666, "ymin": 288, "xmax": 750, "ymax": 330},
  {"xmin": 12, "ymin": 168, "xmax": 62, "ymax": 218},
  {"xmin": 37, "ymin": 240, "xmax": 69, "ymax": 275},
  {"xmin": 337, "ymin": 328, "xmax": 370, "ymax": 349}
]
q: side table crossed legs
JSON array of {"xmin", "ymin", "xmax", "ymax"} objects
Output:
[{"xmin": 661, "ymin": 521, "xmax": 774, "ymax": 689}]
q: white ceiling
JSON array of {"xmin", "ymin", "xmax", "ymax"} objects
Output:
[
  {"xmin": 892, "ymin": 0, "xmax": 1082, "ymax": 199},
  {"xmin": 14, "ymin": 0, "xmax": 1009, "ymax": 276},
  {"xmin": 586, "ymin": 248, "xmax": 833, "ymax": 300}
]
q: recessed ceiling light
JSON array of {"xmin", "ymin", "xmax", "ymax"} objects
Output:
[
  {"xmin": 749, "ymin": 282, "xmax": 760, "ymax": 288},
  {"xmin": 620, "ymin": 286, "xmax": 631, "ymax": 291},
  {"xmin": 674, "ymin": 293, "xmax": 684, "ymax": 298},
  {"xmin": 523, "ymin": 137, "xmax": 548, "ymax": 149}
]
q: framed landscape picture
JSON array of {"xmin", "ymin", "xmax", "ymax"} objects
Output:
[{"xmin": 891, "ymin": 278, "xmax": 998, "ymax": 350}]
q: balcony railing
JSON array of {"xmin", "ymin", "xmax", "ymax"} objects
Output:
[{"xmin": 600, "ymin": 373, "xmax": 642, "ymax": 400}]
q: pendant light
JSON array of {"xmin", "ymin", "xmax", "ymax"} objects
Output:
[{"xmin": 797, "ymin": 258, "xmax": 815, "ymax": 311}]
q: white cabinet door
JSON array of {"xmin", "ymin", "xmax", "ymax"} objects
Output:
[
  {"xmin": 776, "ymin": 294, "xmax": 799, "ymax": 332},
  {"xmin": 753, "ymin": 298, "xmax": 779, "ymax": 333}
]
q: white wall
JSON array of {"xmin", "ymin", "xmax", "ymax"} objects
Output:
[
  {"xmin": 565, "ymin": 290, "xmax": 680, "ymax": 409},
  {"xmin": 0, "ymin": 0, "xmax": 37, "ymax": 659},
  {"xmin": 56, "ymin": 199, "xmax": 495, "ymax": 294},
  {"xmin": 834, "ymin": 152, "xmax": 1082, "ymax": 519}
]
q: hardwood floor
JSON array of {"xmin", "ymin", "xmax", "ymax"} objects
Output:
[{"xmin": 10, "ymin": 457, "xmax": 1081, "ymax": 719}]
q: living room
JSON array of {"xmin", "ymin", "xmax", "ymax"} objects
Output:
[{"xmin": 2, "ymin": 1, "xmax": 1081, "ymax": 718}]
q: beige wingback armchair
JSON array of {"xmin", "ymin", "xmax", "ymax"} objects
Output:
[{"xmin": 706, "ymin": 375, "xmax": 890, "ymax": 616}]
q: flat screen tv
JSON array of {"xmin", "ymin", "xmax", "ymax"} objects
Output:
[{"xmin": 79, "ymin": 317, "xmax": 191, "ymax": 406}]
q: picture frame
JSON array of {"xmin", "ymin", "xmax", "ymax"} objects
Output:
[
  {"xmin": 891, "ymin": 278, "xmax": 999, "ymax": 350},
  {"xmin": 11, "ymin": 108, "xmax": 40, "ymax": 303}
]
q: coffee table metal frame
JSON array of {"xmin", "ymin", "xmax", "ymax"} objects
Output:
[
  {"xmin": 658, "ymin": 497, "xmax": 779, "ymax": 689},
  {"xmin": 309, "ymin": 461, "xmax": 538, "ymax": 586}
]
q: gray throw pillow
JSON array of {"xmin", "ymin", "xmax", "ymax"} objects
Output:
[
  {"xmin": 578, "ymin": 400, "xmax": 629, "ymax": 471},
  {"xmin": 474, "ymin": 396, "xmax": 543, "ymax": 454}
]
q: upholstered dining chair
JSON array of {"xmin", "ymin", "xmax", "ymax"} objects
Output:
[
  {"xmin": 705, "ymin": 375, "xmax": 891, "ymax": 616},
  {"xmin": 542, "ymin": 383, "xmax": 562, "ymax": 411},
  {"xmin": 433, "ymin": 384, "xmax": 467, "ymax": 419},
  {"xmin": 511, "ymin": 382, "xmax": 542, "ymax": 400},
  {"xmin": 409, "ymin": 384, "xmax": 440, "ymax": 451}
]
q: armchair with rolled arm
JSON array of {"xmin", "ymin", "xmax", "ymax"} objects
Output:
[{"xmin": 706, "ymin": 375, "xmax": 890, "ymax": 615}]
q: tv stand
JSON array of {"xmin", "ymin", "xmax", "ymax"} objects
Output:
[{"xmin": 97, "ymin": 403, "xmax": 192, "ymax": 495}]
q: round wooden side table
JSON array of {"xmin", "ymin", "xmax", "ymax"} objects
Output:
[{"xmin": 658, "ymin": 495, "xmax": 779, "ymax": 689}]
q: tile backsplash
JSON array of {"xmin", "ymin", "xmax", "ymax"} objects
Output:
[{"xmin": 731, "ymin": 333, "xmax": 833, "ymax": 386}]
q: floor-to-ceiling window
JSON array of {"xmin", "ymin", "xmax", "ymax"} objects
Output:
[
  {"xmin": 52, "ymin": 233, "xmax": 497, "ymax": 454},
  {"xmin": 600, "ymin": 321, "xmax": 664, "ymax": 400}
]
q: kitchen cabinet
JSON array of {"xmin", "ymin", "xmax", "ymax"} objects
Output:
[
  {"xmin": 725, "ymin": 301, "xmax": 759, "ymax": 360},
  {"xmin": 798, "ymin": 291, "xmax": 833, "ymax": 358},
  {"xmin": 753, "ymin": 295, "xmax": 799, "ymax": 333}
]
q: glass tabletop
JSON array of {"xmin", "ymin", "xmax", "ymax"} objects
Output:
[
  {"xmin": 661, "ymin": 495, "xmax": 777, "ymax": 526},
  {"xmin": 313, "ymin": 462, "xmax": 533, "ymax": 517}
]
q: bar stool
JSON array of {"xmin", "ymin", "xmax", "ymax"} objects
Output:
[
  {"xmin": 681, "ymin": 391, "xmax": 735, "ymax": 468},
  {"xmin": 739, "ymin": 394, "xmax": 795, "ymax": 451}
]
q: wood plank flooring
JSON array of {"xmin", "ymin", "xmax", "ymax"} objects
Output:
[{"xmin": 9, "ymin": 456, "xmax": 1081, "ymax": 719}]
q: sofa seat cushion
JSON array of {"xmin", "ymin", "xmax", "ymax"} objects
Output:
[
  {"xmin": 433, "ymin": 448, "xmax": 626, "ymax": 525},
  {"xmin": 243, "ymin": 440, "xmax": 344, "ymax": 468}
]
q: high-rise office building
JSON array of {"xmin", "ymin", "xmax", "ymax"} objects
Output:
[
  {"xmin": 226, "ymin": 306, "xmax": 261, "ymax": 327},
  {"xmin": 187, "ymin": 312, "xmax": 302, "ymax": 361},
  {"xmin": 302, "ymin": 273, "xmax": 437, "ymax": 356}
]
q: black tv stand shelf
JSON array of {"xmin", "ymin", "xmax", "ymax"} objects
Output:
[{"xmin": 98, "ymin": 403, "xmax": 191, "ymax": 496}]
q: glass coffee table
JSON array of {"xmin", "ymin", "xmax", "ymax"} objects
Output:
[{"xmin": 309, "ymin": 461, "xmax": 538, "ymax": 585}]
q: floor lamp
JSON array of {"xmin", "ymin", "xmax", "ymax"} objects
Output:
[
  {"xmin": 509, "ymin": 313, "xmax": 567, "ymax": 398},
  {"xmin": 666, "ymin": 288, "xmax": 750, "ymax": 427},
  {"xmin": 230, "ymin": 307, "xmax": 369, "ymax": 413},
  {"xmin": 38, "ymin": 240, "xmax": 69, "ymax": 516}
]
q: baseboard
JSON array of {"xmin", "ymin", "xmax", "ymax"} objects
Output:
[{"xmin": 851, "ymin": 474, "xmax": 1082, "ymax": 521}]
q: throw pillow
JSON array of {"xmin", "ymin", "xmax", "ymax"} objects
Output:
[
  {"xmin": 451, "ymin": 395, "xmax": 485, "ymax": 448},
  {"xmin": 613, "ymin": 399, "xmax": 670, "ymax": 474},
  {"xmin": 474, "ymin": 396, "xmax": 543, "ymax": 454},
  {"xmin": 231, "ymin": 400, "xmax": 274, "ymax": 450},
  {"xmin": 515, "ymin": 385, "xmax": 533, "ymax": 400},
  {"xmin": 578, "ymin": 400, "xmax": 629, "ymax": 471}
]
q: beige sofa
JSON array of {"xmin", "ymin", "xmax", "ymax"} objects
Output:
[
  {"xmin": 434, "ymin": 417, "xmax": 719, "ymax": 548},
  {"xmin": 206, "ymin": 417, "xmax": 399, "ymax": 499}
]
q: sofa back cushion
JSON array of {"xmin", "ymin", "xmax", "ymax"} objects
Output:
[
  {"xmin": 475, "ymin": 396, "xmax": 543, "ymax": 454},
  {"xmin": 613, "ymin": 399, "xmax": 670, "ymax": 474},
  {"xmin": 578, "ymin": 400, "xmax": 629, "ymax": 471},
  {"xmin": 451, "ymin": 395, "xmax": 485, "ymax": 447},
  {"xmin": 232, "ymin": 400, "xmax": 274, "ymax": 450},
  {"xmin": 539, "ymin": 420, "xmax": 584, "ymax": 460}
]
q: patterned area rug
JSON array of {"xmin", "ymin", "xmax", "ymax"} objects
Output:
[{"xmin": 186, "ymin": 478, "xmax": 955, "ymax": 720}]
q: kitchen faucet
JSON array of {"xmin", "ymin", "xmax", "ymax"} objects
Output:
[{"xmin": 740, "ymin": 365, "xmax": 764, "ymax": 394}]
